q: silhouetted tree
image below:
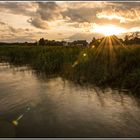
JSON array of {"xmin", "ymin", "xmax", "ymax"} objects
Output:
[
  {"xmin": 39, "ymin": 38, "xmax": 45, "ymax": 46},
  {"xmin": 89, "ymin": 37, "xmax": 100, "ymax": 47},
  {"xmin": 124, "ymin": 35, "xmax": 129, "ymax": 44},
  {"xmin": 124, "ymin": 32, "xmax": 140, "ymax": 45}
]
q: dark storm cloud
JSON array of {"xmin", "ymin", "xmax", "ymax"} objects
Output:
[
  {"xmin": 0, "ymin": 2, "xmax": 35, "ymax": 16},
  {"xmin": 27, "ymin": 18, "xmax": 49, "ymax": 29},
  {"xmin": 27, "ymin": 2, "xmax": 61, "ymax": 29},
  {"xmin": 0, "ymin": 2, "xmax": 60, "ymax": 19},
  {"xmin": 36, "ymin": 2, "xmax": 61, "ymax": 21},
  {"xmin": 61, "ymin": 8, "xmax": 93, "ymax": 23},
  {"xmin": 0, "ymin": 2, "xmax": 60, "ymax": 29}
]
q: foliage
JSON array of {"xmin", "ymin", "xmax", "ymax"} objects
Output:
[
  {"xmin": 0, "ymin": 44, "xmax": 140, "ymax": 96},
  {"xmin": 39, "ymin": 38, "xmax": 45, "ymax": 46}
]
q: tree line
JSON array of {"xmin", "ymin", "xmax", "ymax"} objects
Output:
[
  {"xmin": 38, "ymin": 32, "xmax": 140, "ymax": 47},
  {"xmin": 1, "ymin": 32, "xmax": 140, "ymax": 47}
]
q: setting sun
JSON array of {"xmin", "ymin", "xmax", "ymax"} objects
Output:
[{"xmin": 91, "ymin": 24, "xmax": 127, "ymax": 36}]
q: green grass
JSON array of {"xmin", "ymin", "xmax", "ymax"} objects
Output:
[{"xmin": 0, "ymin": 44, "xmax": 140, "ymax": 96}]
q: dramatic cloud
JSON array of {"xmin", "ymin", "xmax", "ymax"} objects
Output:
[
  {"xmin": 37, "ymin": 2, "xmax": 61, "ymax": 21},
  {"xmin": 26, "ymin": 2, "xmax": 62, "ymax": 29},
  {"xmin": 0, "ymin": 1, "xmax": 140, "ymax": 42},
  {"xmin": 0, "ymin": 2, "xmax": 36, "ymax": 16},
  {"xmin": 27, "ymin": 18, "xmax": 49, "ymax": 29},
  {"xmin": 0, "ymin": 21, "xmax": 48, "ymax": 42}
]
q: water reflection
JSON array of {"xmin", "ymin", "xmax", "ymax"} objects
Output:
[{"xmin": 0, "ymin": 63, "xmax": 140, "ymax": 137}]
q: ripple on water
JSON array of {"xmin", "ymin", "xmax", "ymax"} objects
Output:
[{"xmin": 0, "ymin": 62, "xmax": 140, "ymax": 137}]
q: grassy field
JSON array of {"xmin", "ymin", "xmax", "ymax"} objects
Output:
[{"xmin": 0, "ymin": 44, "xmax": 140, "ymax": 96}]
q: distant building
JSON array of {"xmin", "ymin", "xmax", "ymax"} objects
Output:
[
  {"xmin": 69, "ymin": 40, "xmax": 89, "ymax": 47},
  {"xmin": 62, "ymin": 41, "xmax": 69, "ymax": 46}
]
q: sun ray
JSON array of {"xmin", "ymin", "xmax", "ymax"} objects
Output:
[
  {"xmin": 92, "ymin": 34, "xmax": 129, "ymax": 77},
  {"xmin": 94, "ymin": 37, "xmax": 107, "ymax": 60}
]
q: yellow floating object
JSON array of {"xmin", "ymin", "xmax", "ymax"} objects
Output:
[
  {"xmin": 11, "ymin": 107, "xmax": 30, "ymax": 126},
  {"xmin": 83, "ymin": 53, "xmax": 87, "ymax": 57},
  {"xmin": 72, "ymin": 61, "xmax": 78, "ymax": 67},
  {"xmin": 12, "ymin": 120, "xmax": 18, "ymax": 126}
]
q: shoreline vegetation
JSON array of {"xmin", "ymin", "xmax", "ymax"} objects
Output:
[{"xmin": 0, "ymin": 36, "xmax": 140, "ymax": 96}]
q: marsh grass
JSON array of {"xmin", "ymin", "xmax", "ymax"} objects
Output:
[{"xmin": 0, "ymin": 44, "xmax": 140, "ymax": 95}]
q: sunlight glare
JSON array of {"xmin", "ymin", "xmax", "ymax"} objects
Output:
[
  {"xmin": 83, "ymin": 53, "xmax": 87, "ymax": 57},
  {"xmin": 91, "ymin": 24, "xmax": 127, "ymax": 36}
]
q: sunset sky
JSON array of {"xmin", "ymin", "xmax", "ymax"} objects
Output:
[{"xmin": 0, "ymin": 1, "xmax": 140, "ymax": 42}]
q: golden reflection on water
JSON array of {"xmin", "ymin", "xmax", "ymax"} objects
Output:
[{"xmin": 0, "ymin": 63, "xmax": 140, "ymax": 137}]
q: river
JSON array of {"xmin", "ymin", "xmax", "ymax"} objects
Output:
[{"xmin": 0, "ymin": 62, "xmax": 140, "ymax": 137}]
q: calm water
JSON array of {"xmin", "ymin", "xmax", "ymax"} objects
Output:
[{"xmin": 0, "ymin": 63, "xmax": 140, "ymax": 138}]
